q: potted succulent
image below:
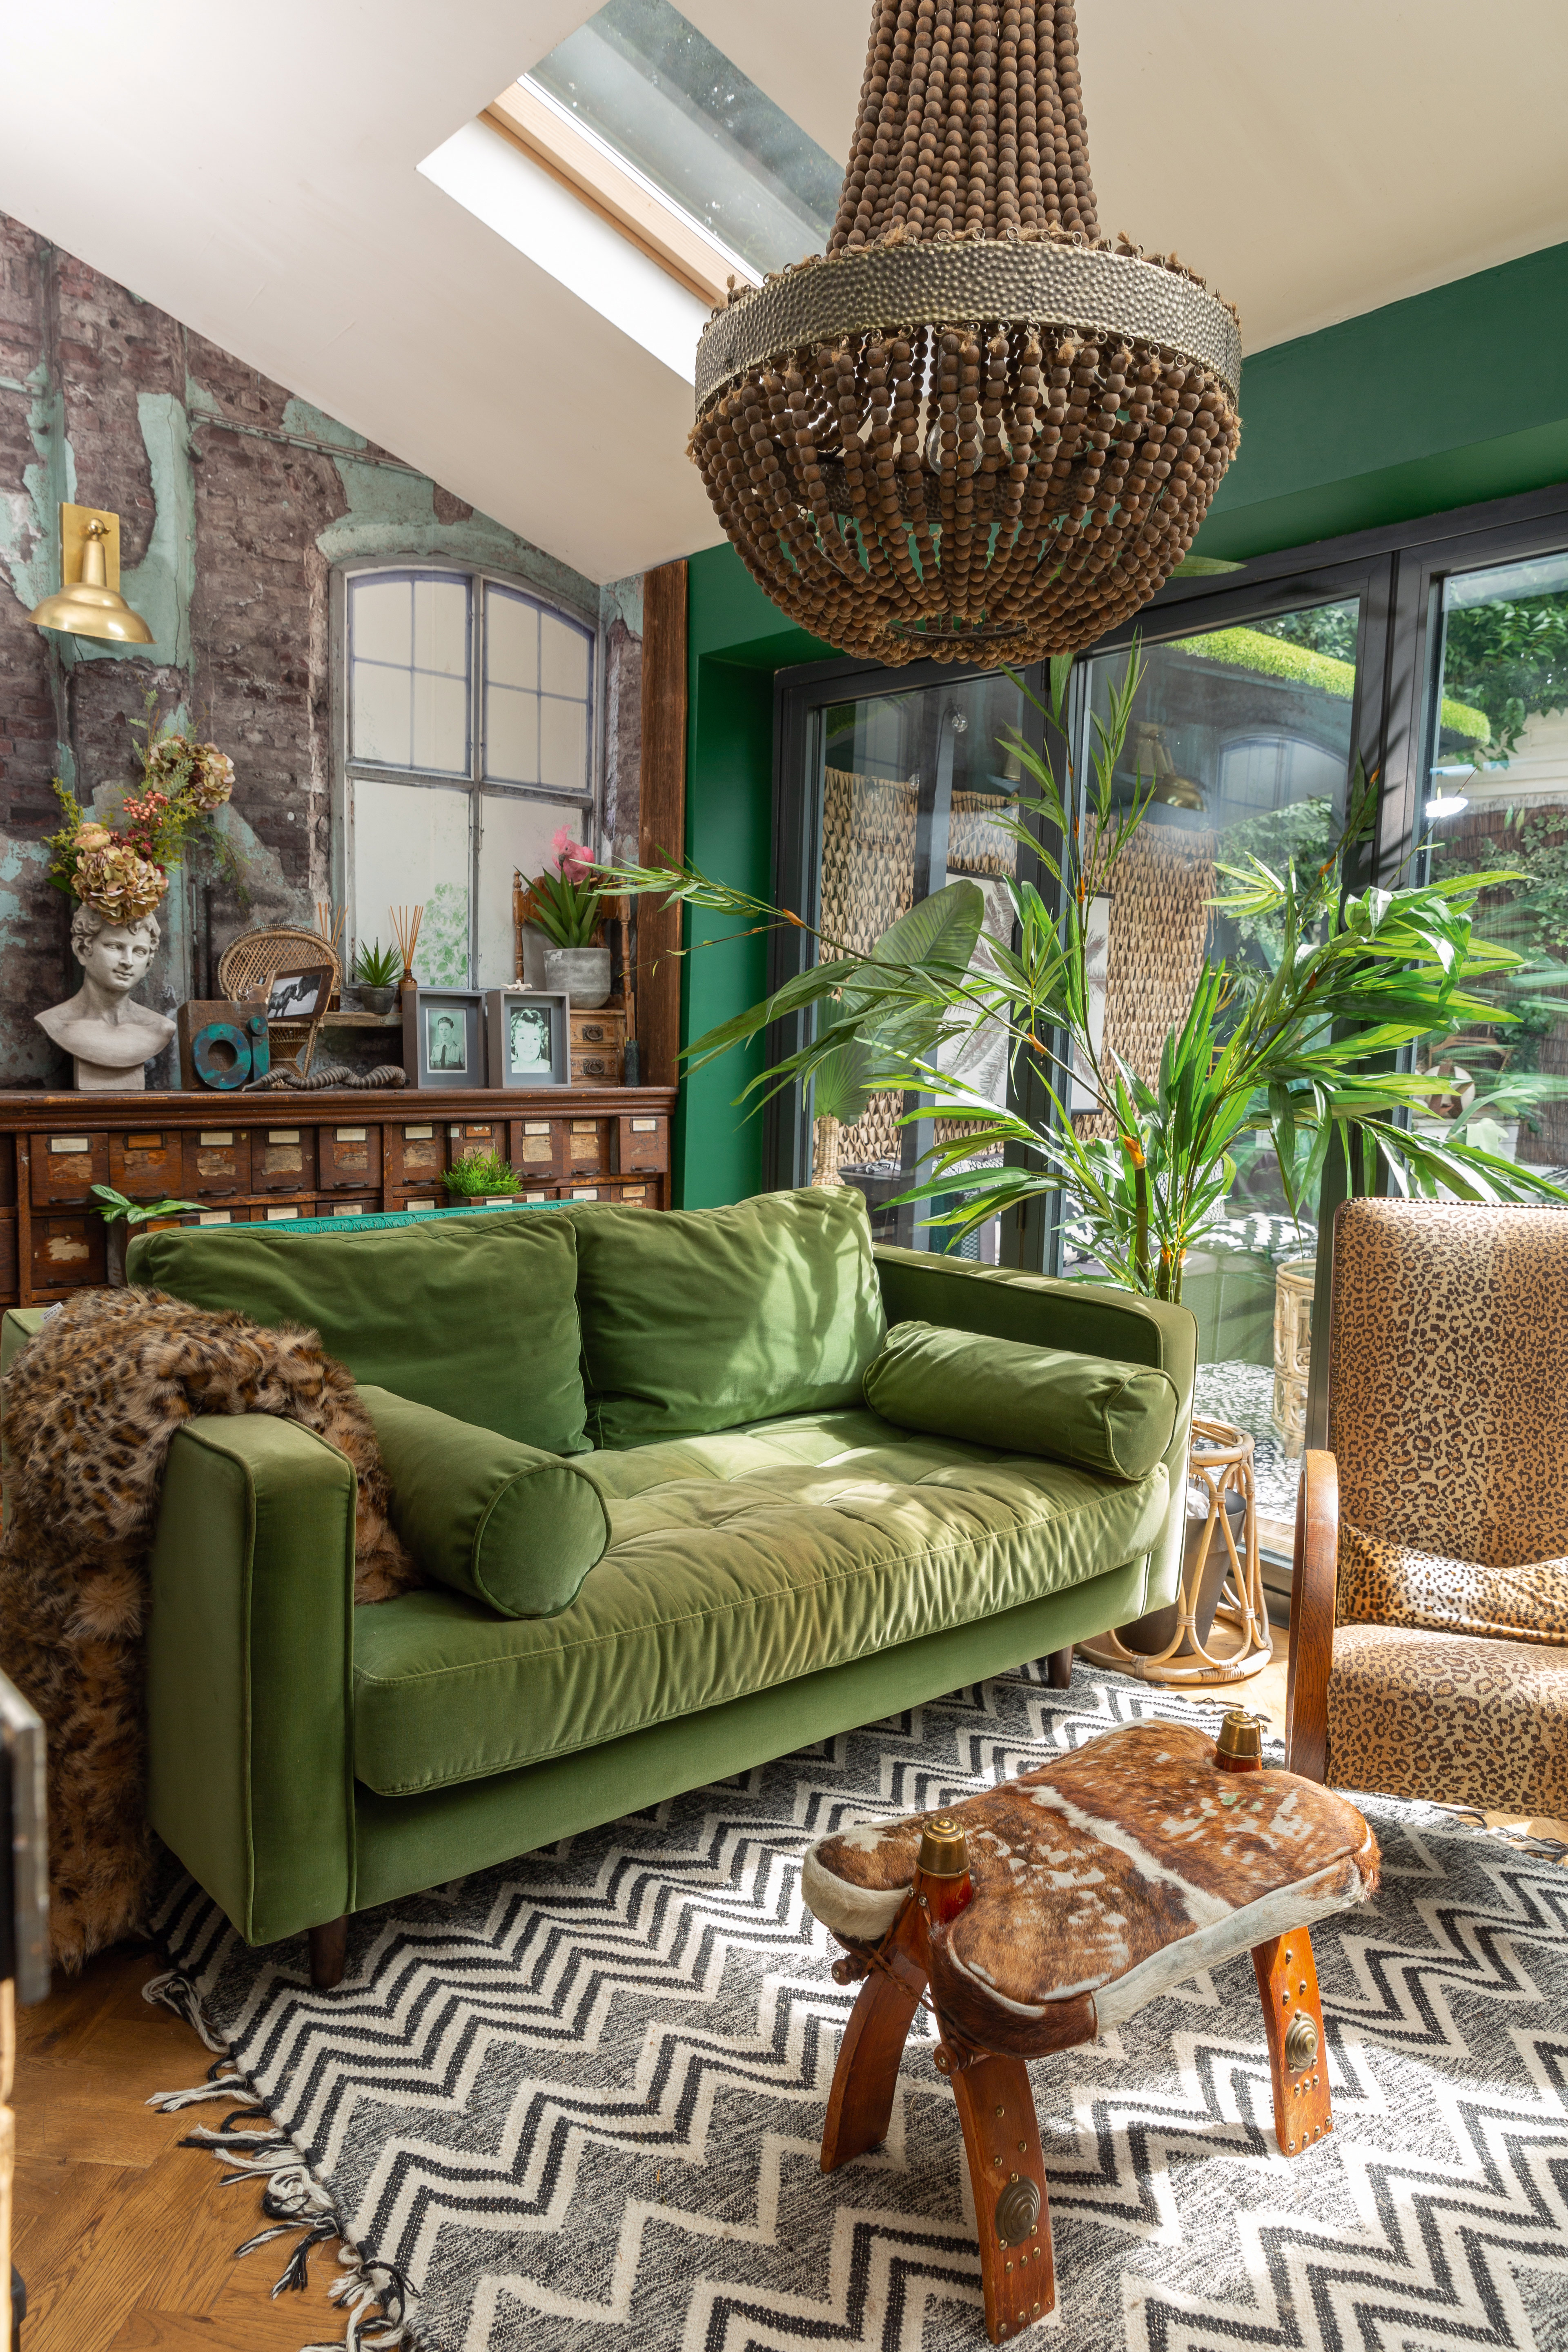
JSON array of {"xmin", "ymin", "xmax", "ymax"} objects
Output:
[
  {"xmin": 523, "ymin": 827, "xmax": 609, "ymax": 1008},
  {"xmin": 442, "ymin": 1147, "xmax": 522, "ymax": 1208},
  {"xmin": 353, "ymin": 938, "xmax": 401, "ymax": 1017},
  {"xmin": 90, "ymin": 1183, "xmax": 201, "ymax": 1284}
]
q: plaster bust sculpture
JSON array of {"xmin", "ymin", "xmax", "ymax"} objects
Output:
[{"xmin": 36, "ymin": 904, "xmax": 175, "ymax": 1090}]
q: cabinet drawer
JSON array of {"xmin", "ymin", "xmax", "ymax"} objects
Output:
[
  {"xmin": 318, "ymin": 1125, "xmax": 382, "ymax": 1190},
  {"xmin": 253, "ymin": 1127, "xmax": 319, "ymax": 1193},
  {"xmin": 558, "ymin": 1183, "xmax": 603, "ymax": 1203},
  {"xmin": 319, "ymin": 1199, "xmax": 376, "ymax": 1219},
  {"xmin": 608, "ymin": 1180, "xmax": 653, "ymax": 1208},
  {"xmin": 0, "ymin": 1212, "xmax": 17, "ymax": 1298},
  {"xmin": 33, "ymin": 1129, "xmax": 108, "ymax": 1205},
  {"xmin": 32, "ymin": 1212, "xmax": 106, "ymax": 1290},
  {"xmin": 614, "ymin": 1113, "xmax": 668, "ymax": 1175},
  {"xmin": 0, "ymin": 1135, "xmax": 16, "ymax": 1208},
  {"xmin": 181, "ymin": 1129, "xmax": 251, "ymax": 1195},
  {"xmin": 569, "ymin": 1009, "xmax": 626, "ymax": 1050},
  {"xmin": 399, "ymin": 1123, "xmax": 447, "ymax": 1183},
  {"xmin": 509, "ymin": 1117, "xmax": 557, "ymax": 1176},
  {"xmin": 448, "ymin": 1120, "xmax": 503, "ymax": 1162},
  {"xmin": 561, "ymin": 1117, "xmax": 606, "ymax": 1176},
  {"xmin": 570, "ymin": 1046, "xmax": 622, "ymax": 1085},
  {"xmin": 387, "ymin": 1188, "xmax": 441, "ymax": 1216},
  {"xmin": 109, "ymin": 1128, "xmax": 184, "ymax": 1201}
]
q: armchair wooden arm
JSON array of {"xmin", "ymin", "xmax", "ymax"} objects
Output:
[{"xmin": 1284, "ymin": 1450, "xmax": 1339, "ymax": 1783}]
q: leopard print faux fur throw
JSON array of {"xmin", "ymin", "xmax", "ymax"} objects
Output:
[{"xmin": 0, "ymin": 1286, "xmax": 421, "ymax": 1970}]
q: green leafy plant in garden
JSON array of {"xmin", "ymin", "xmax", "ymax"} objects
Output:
[
  {"xmin": 603, "ymin": 651, "xmax": 1567, "ymax": 1304},
  {"xmin": 442, "ymin": 1149, "xmax": 520, "ymax": 1199},
  {"xmin": 89, "ymin": 1185, "xmax": 200, "ymax": 1226},
  {"xmin": 354, "ymin": 939, "xmax": 403, "ymax": 987}
]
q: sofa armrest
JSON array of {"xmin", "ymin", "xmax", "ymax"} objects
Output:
[
  {"xmin": 872, "ymin": 1248, "xmax": 1197, "ymax": 1609},
  {"xmin": 146, "ymin": 1414, "xmax": 358, "ymax": 1946},
  {"xmin": 1284, "ymin": 1449, "xmax": 1338, "ymax": 1783}
]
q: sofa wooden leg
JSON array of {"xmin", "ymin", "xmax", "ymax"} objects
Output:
[
  {"xmin": 309, "ymin": 1916, "xmax": 348, "ymax": 1990},
  {"xmin": 943, "ymin": 2045, "xmax": 1056, "ymax": 2341},
  {"xmin": 1045, "ymin": 1646, "xmax": 1073, "ymax": 1690},
  {"xmin": 1252, "ymin": 1926, "xmax": 1332, "ymax": 2157}
]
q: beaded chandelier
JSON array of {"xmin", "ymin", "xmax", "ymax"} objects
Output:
[{"xmin": 690, "ymin": 0, "xmax": 1242, "ymax": 666}]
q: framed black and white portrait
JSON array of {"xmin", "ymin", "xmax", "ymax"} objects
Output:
[
  {"xmin": 402, "ymin": 987, "xmax": 486, "ymax": 1089},
  {"xmin": 484, "ymin": 988, "xmax": 569, "ymax": 1089}
]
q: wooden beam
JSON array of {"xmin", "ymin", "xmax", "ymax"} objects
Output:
[
  {"xmin": 638, "ymin": 562, "xmax": 688, "ymax": 1093},
  {"xmin": 484, "ymin": 86, "xmax": 745, "ymax": 310}
]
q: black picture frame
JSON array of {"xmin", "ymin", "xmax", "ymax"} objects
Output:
[
  {"xmin": 484, "ymin": 988, "xmax": 570, "ymax": 1088},
  {"xmin": 401, "ymin": 986, "xmax": 486, "ymax": 1089},
  {"xmin": 265, "ymin": 964, "xmax": 333, "ymax": 1022}
]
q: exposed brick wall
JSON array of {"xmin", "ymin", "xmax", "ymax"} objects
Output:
[{"xmin": 0, "ymin": 212, "xmax": 643, "ymax": 1089}]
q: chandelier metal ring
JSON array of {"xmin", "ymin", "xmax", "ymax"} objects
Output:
[{"xmin": 695, "ymin": 241, "xmax": 1242, "ymax": 414}]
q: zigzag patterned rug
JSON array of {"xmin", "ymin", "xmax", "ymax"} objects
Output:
[{"xmin": 148, "ymin": 1663, "xmax": 1568, "ymax": 2352}]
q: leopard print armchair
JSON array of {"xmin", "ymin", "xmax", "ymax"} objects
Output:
[{"xmin": 1284, "ymin": 1198, "xmax": 1568, "ymax": 1816}]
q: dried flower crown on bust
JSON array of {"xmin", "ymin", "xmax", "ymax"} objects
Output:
[{"xmin": 47, "ymin": 691, "xmax": 236, "ymax": 924}]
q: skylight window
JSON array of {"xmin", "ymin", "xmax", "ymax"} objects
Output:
[{"xmin": 526, "ymin": 0, "xmax": 840, "ymax": 281}]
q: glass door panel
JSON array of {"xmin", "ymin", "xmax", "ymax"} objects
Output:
[
  {"xmin": 1077, "ymin": 600, "xmax": 1361, "ymax": 1552},
  {"xmin": 813, "ymin": 668, "xmax": 1028, "ymax": 1255},
  {"xmin": 1423, "ymin": 547, "xmax": 1568, "ymax": 1180}
]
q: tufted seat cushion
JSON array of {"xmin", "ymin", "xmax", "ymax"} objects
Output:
[
  {"xmin": 1325, "ymin": 1621, "xmax": 1568, "ymax": 1814},
  {"xmin": 802, "ymin": 1721, "xmax": 1378, "ymax": 2056}
]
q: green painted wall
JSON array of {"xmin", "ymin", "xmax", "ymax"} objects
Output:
[
  {"xmin": 677, "ymin": 242, "xmax": 1568, "ymax": 1205},
  {"xmin": 676, "ymin": 555, "xmax": 832, "ymax": 1207},
  {"xmin": 1195, "ymin": 238, "xmax": 1568, "ymax": 561}
]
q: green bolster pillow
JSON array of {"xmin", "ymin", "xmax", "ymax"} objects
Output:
[
  {"xmin": 357, "ymin": 1387, "xmax": 610, "ymax": 1617},
  {"xmin": 863, "ymin": 1319, "xmax": 1180, "ymax": 1481}
]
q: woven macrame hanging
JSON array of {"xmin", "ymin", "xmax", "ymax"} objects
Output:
[{"xmin": 690, "ymin": 0, "xmax": 1242, "ymax": 666}]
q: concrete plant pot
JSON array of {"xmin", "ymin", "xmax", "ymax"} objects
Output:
[{"xmin": 543, "ymin": 946, "xmax": 611, "ymax": 1009}]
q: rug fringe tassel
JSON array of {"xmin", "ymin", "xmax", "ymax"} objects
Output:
[{"xmin": 141, "ymin": 1974, "xmax": 413, "ymax": 2349}]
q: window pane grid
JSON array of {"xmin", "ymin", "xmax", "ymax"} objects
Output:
[{"xmin": 346, "ymin": 566, "xmax": 597, "ymax": 992}]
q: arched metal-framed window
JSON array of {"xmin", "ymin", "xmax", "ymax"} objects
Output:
[{"xmin": 332, "ymin": 561, "xmax": 597, "ymax": 989}]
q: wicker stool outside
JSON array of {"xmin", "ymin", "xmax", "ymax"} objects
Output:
[
  {"xmin": 804, "ymin": 1716, "xmax": 1379, "ymax": 2344},
  {"xmin": 1078, "ymin": 1414, "xmax": 1272, "ymax": 1686}
]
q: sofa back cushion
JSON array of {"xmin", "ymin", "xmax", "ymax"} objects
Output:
[
  {"xmin": 572, "ymin": 1187, "xmax": 886, "ymax": 1446},
  {"xmin": 864, "ymin": 1318, "xmax": 1180, "ymax": 1481},
  {"xmin": 128, "ymin": 1211, "xmax": 588, "ymax": 1452}
]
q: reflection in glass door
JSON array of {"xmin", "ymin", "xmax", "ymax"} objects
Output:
[
  {"xmin": 812, "ymin": 669, "xmax": 1028, "ymax": 1257},
  {"xmin": 1078, "ymin": 601, "xmax": 1361, "ymax": 1553},
  {"xmin": 1421, "ymin": 547, "xmax": 1568, "ymax": 1178}
]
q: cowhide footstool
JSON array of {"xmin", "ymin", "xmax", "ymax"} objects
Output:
[{"xmin": 802, "ymin": 1713, "xmax": 1379, "ymax": 2344}]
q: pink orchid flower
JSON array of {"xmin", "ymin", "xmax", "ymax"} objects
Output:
[{"xmin": 551, "ymin": 824, "xmax": 596, "ymax": 882}]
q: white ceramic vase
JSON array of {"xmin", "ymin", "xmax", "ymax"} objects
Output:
[{"xmin": 543, "ymin": 946, "xmax": 611, "ymax": 1009}]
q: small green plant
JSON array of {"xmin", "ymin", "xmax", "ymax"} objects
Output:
[
  {"xmin": 354, "ymin": 938, "xmax": 402, "ymax": 987},
  {"xmin": 442, "ymin": 1149, "xmax": 520, "ymax": 1198},
  {"xmin": 89, "ymin": 1184, "xmax": 200, "ymax": 1225}
]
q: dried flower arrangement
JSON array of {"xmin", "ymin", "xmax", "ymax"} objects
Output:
[{"xmin": 46, "ymin": 692, "xmax": 236, "ymax": 922}]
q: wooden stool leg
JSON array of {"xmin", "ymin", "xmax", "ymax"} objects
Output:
[
  {"xmin": 1252, "ymin": 1926, "xmax": 1332, "ymax": 2157},
  {"xmin": 821, "ymin": 1913, "xmax": 927, "ymax": 2172},
  {"xmin": 943, "ymin": 2044, "xmax": 1055, "ymax": 2342}
]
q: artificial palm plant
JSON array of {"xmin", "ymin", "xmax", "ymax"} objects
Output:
[{"xmin": 604, "ymin": 653, "xmax": 1566, "ymax": 1296}]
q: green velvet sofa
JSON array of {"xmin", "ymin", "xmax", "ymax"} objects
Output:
[{"xmin": 4, "ymin": 1187, "xmax": 1195, "ymax": 1985}]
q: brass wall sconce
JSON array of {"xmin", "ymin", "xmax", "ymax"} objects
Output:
[{"xmin": 28, "ymin": 503, "xmax": 153, "ymax": 645}]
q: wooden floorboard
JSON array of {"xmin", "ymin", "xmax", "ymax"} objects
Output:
[{"xmin": 13, "ymin": 1944, "xmax": 341, "ymax": 2352}]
